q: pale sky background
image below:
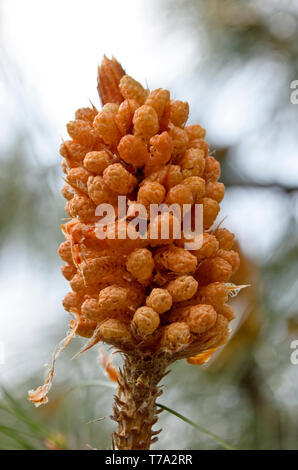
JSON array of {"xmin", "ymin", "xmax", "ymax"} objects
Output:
[
  {"xmin": 0, "ymin": 0, "xmax": 196, "ymax": 140},
  {"xmin": 0, "ymin": 0, "xmax": 297, "ymax": 386}
]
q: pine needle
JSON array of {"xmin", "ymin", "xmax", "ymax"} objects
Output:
[
  {"xmin": 156, "ymin": 402, "xmax": 236, "ymax": 450},
  {"xmin": 67, "ymin": 380, "xmax": 117, "ymax": 392}
]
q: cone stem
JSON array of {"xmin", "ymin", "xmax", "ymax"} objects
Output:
[{"xmin": 112, "ymin": 352, "xmax": 170, "ymax": 450}]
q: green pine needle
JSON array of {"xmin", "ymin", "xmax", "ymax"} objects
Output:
[
  {"xmin": 0, "ymin": 424, "xmax": 37, "ymax": 450},
  {"xmin": 67, "ymin": 380, "xmax": 117, "ymax": 393},
  {"xmin": 156, "ymin": 402, "xmax": 236, "ymax": 450}
]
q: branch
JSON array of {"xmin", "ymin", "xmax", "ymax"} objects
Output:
[{"xmin": 225, "ymin": 181, "xmax": 298, "ymax": 194}]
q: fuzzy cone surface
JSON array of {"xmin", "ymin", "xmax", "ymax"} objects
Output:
[{"xmin": 30, "ymin": 57, "xmax": 241, "ymax": 450}]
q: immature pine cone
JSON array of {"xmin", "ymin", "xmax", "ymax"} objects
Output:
[
  {"xmin": 59, "ymin": 57, "xmax": 239, "ymax": 358},
  {"xmin": 31, "ymin": 57, "xmax": 242, "ymax": 450}
]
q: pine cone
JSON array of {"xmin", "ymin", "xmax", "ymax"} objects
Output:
[
  {"xmin": 59, "ymin": 58, "xmax": 239, "ymax": 360},
  {"xmin": 31, "ymin": 57, "xmax": 243, "ymax": 449}
]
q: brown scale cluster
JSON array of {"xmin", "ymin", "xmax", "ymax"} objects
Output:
[{"xmin": 58, "ymin": 56, "xmax": 240, "ymax": 366}]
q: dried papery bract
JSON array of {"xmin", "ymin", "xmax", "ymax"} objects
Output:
[{"xmin": 29, "ymin": 56, "xmax": 246, "ymax": 450}]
